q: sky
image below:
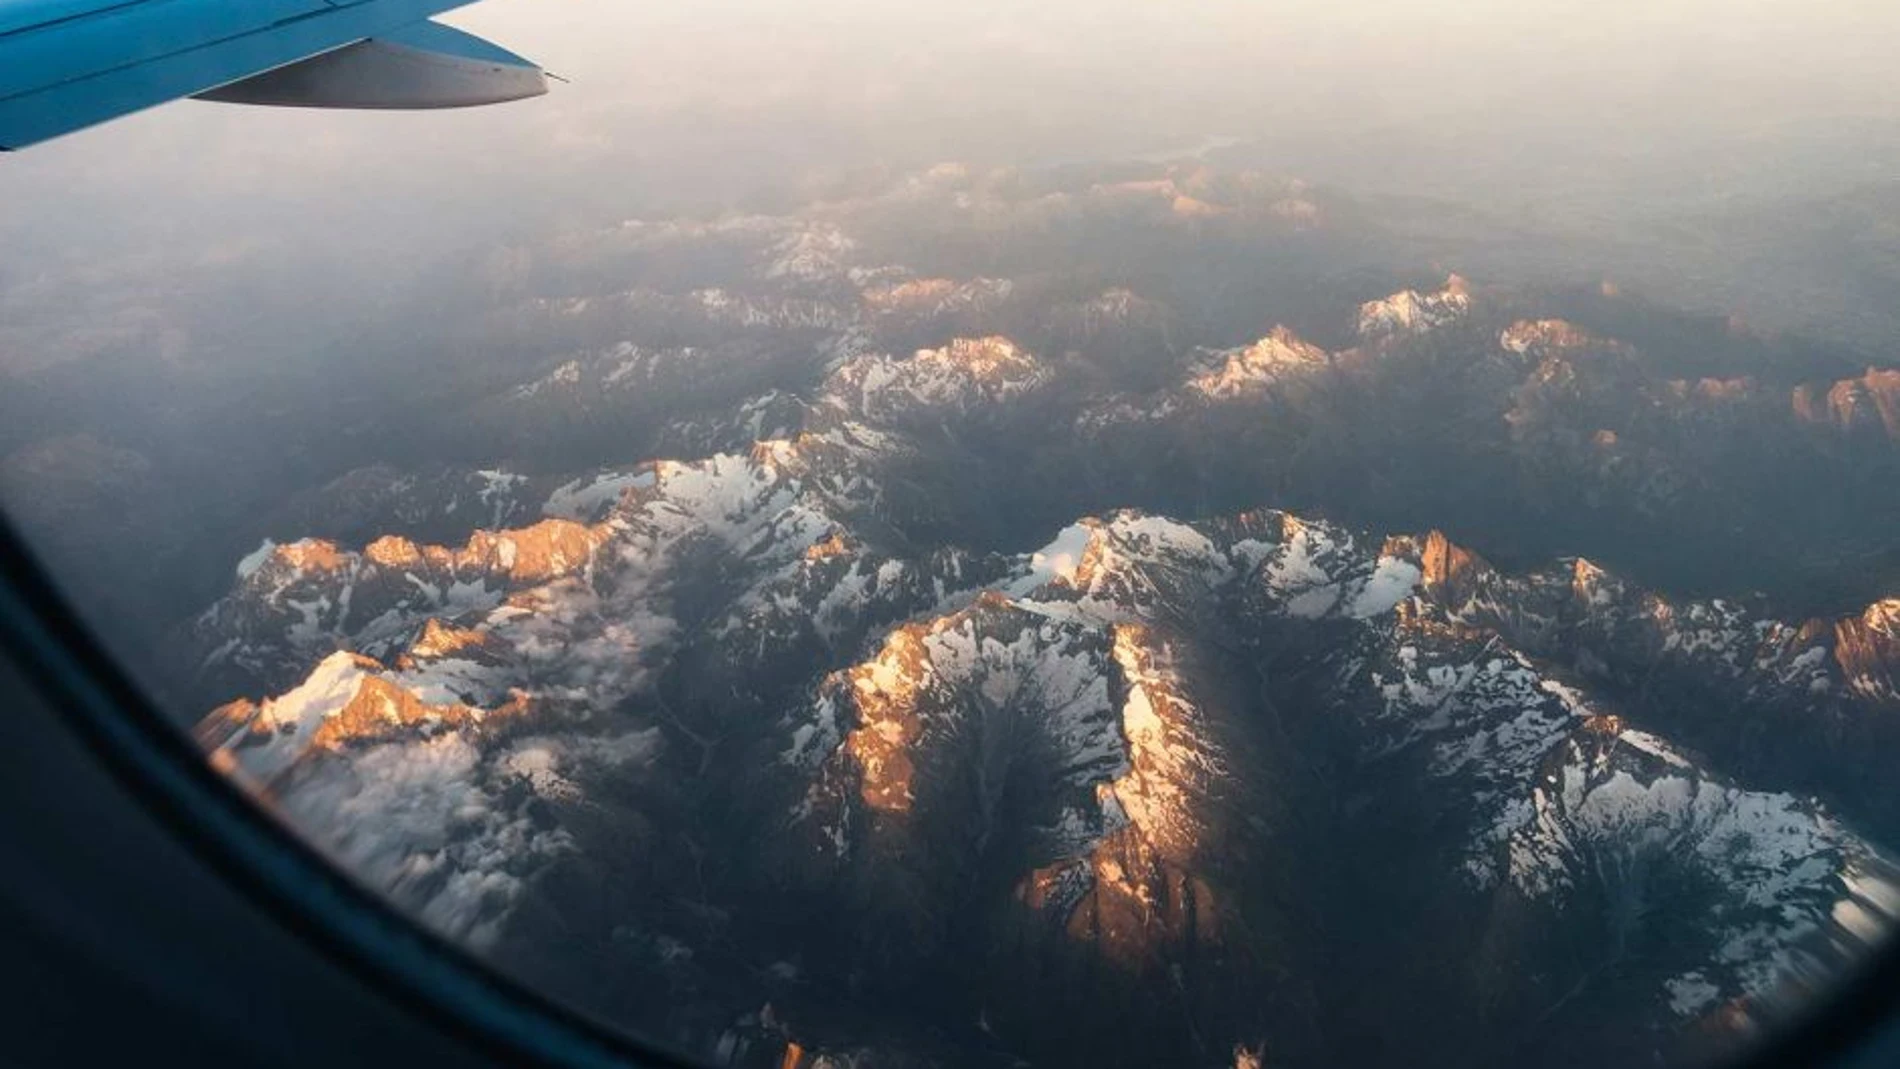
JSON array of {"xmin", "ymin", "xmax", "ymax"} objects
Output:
[{"xmin": 2, "ymin": 0, "xmax": 1899, "ymax": 376}]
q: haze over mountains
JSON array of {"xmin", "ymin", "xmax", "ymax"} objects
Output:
[
  {"xmin": 5, "ymin": 3, "xmax": 1900, "ymax": 1065},
  {"xmin": 15, "ymin": 162, "xmax": 1878, "ymax": 1067}
]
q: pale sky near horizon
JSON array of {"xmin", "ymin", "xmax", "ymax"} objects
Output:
[
  {"xmin": 3, "ymin": 0, "xmax": 1898, "ymax": 376},
  {"xmin": 8, "ymin": 1, "xmax": 1898, "ymax": 212},
  {"xmin": 13, "ymin": 0, "xmax": 1900, "ymax": 184}
]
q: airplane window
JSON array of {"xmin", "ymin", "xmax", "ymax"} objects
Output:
[{"xmin": 6, "ymin": 1, "xmax": 1900, "ymax": 1066}]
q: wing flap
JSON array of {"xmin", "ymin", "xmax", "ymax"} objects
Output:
[{"xmin": 196, "ymin": 19, "xmax": 545, "ymax": 110}]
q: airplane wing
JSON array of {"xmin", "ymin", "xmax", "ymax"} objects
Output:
[{"xmin": 0, "ymin": 0, "xmax": 546, "ymax": 150}]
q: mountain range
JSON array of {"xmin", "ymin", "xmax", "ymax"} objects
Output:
[{"xmin": 29, "ymin": 161, "xmax": 1900, "ymax": 1067}]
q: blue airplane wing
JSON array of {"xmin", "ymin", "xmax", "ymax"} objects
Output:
[{"xmin": 0, "ymin": 0, "xmax": 545, "ymax": 150}]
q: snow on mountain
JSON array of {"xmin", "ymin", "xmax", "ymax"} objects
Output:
[
  {"xmin": 820, "ymin": 336, "xmax": 1051, "ymax": 426},
  {"xmin": 511, "ymin": 341, "xmax": 742, "ymax": 402},
  {"xmin": 1395, "ymin": 532, "xmax": 1900, "ymax": 789},
  {"xmin": 192, "ymin": 520, "xmax": 612, "ymax": 693},
  {"xmin": 781, "ymin": 573, "xmax": 1275, "ymax": 999},
  {"xmin": 541, "ymin": 469, "xmax": 657, "ymax": 523},
  {"xmin": 1354, "ymin": 275, "xmax": 1472, "ymax": 343},
  {"xmin": 195, "ymin": 639, "xmax": 663, "ymax": 949},
  {"xmin": 1504, "ymin": 719, "xmax": 1884, "ymax": 1013},
  {"xmin": 761, "ymin": 222, "xmax": 860, "ymax": 285},
  {"xmin": 1186, "ymin": 327, "xmax": 1330, "ymax": 402},
  {"xmin": 1500, "ymin": 318, "xmax": 1619, "ymax": 360},
  {"xmin": 790, "ymin": 595, "xmax": 1127, "ymax": 853},
  {"xmin": 860, "ymin": 276, "xmax": 1016, "ymax": 322}
]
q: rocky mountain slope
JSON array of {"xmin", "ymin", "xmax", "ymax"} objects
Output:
[{"xmin": 166, "ymin": 163, "xmax": 1900, "ymax": 1068}]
